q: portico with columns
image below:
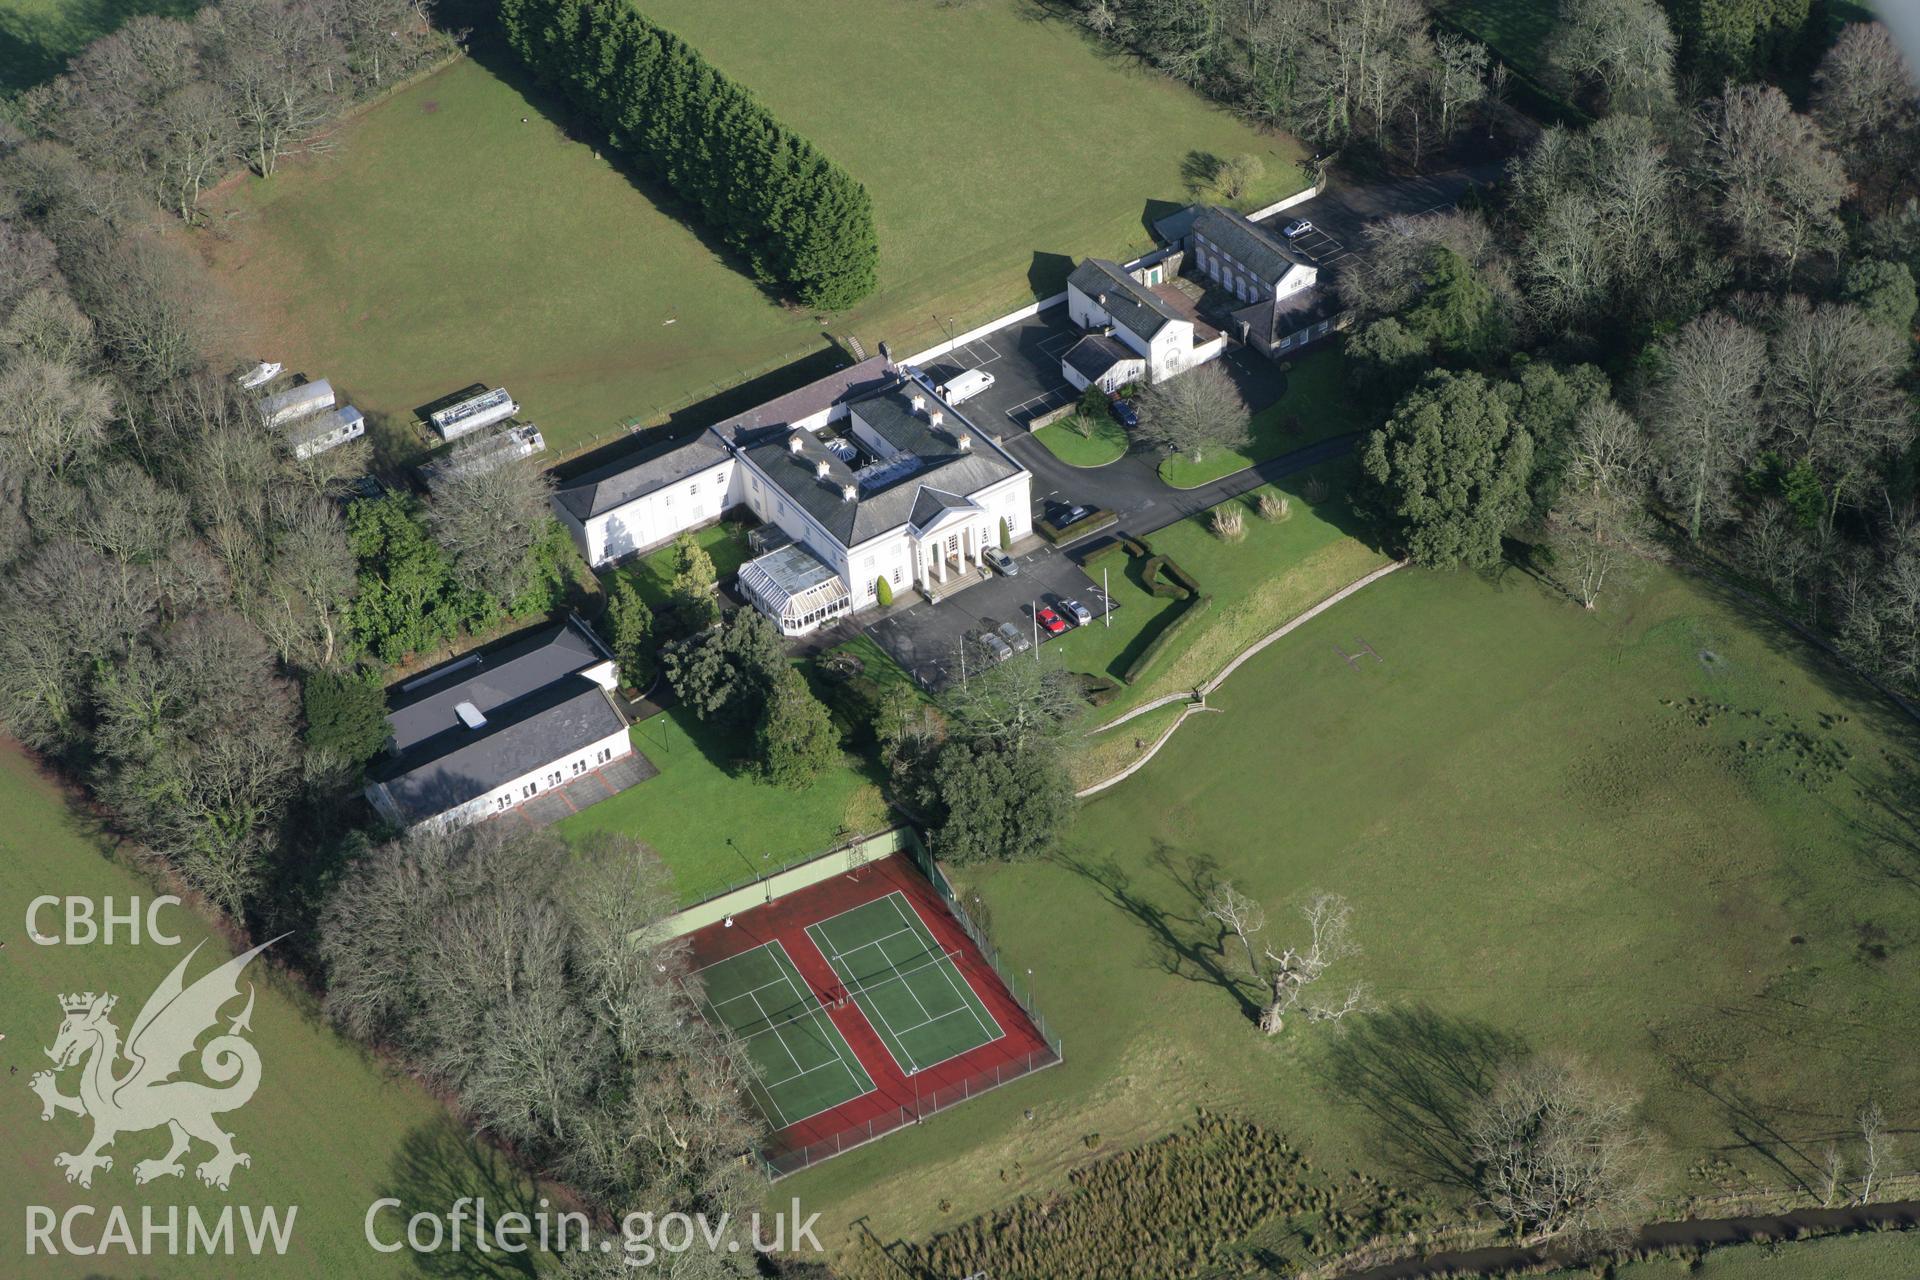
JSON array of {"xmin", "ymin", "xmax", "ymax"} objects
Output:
[{"xmin": 908, "ymin": 492, "xmax": 992, "ymax": 591}]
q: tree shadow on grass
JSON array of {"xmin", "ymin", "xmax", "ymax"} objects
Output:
[
  {"xmin": 1846, "ymin": 755, "xmax": 1920, "ymax": 893},
  {"xmin": 1318, "ymin": 1004, "xmax": 1528, "ymax": 1192},
  {"xmin": 377, "ymin": 1119, "xmax": 550, "ymax": 1277},
  {"xmin": 1052, "ymin": 841, "xmax": 1264, "ymax": 1023}
]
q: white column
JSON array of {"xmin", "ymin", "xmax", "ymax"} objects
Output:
[{"xmin": 939, "ymin": 545, "xmax": 948, "ymax": 583}]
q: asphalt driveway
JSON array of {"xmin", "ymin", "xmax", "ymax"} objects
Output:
[{"xmin": 865, "ymin": 542, "xmax": 1114, "ymax": 691}]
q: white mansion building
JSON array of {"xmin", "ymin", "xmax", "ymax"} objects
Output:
[{"xmin": 554, "ymin": 357, "xmax": 1033, "ymax": 635}]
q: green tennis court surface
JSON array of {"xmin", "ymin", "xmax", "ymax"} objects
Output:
[
  {"xmin": 807, "ymin": 893, "xmax": 1004, "ymax": 1075},
  {"xmin": 695, "ymin": 942, "xmax": 874, "ymax": 1128}
]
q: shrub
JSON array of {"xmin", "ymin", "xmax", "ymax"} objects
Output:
[
  {"xmin": 874, "ymin": 574, "xmax": 893, "ymax": 607},
  {"xmin": 1304, "ymin": 476, "xmax": 1329, "ymax": 503},
  {"xmin": 1209, "ymin": 505, "xmax": 1246, "ymax": 542},
  {"xmin": 1257, "ymin": 492, "xmax": 1290, "ymax": 521},
  {"xmin": 1142, "ymin": 554, "xmax": 1202, "ymax": 599}
]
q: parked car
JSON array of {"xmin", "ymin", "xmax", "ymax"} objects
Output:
[
  {"xmin": 1282, "ymin": 218, "xmax": 1314, "ymax": 239},
  {"xmin": 1108, "ymin": 395, "xmax": 1139, "ymax": 428},
  {"xmin": 1051, "ymin": 502, "xmax": 1093, "ymax": 527},
  {"xmin": 983, "ymin": 545, "xmax": 1018, "ymax": 576},
  {"xmin": 1035, "ymin": 605, "xmax": 1067, "ymax": 636},
  {"xmin": 940, "ymin": 369, "xmax": 996, "ymax": 404},
  {"xmin": 996, "ymin": 620, "xmax": 1032, "ymax": 653},
  {"xmin": 973, "ymin": 630, "xmax": 1013, "ymax": 663},
  {"xmin": 1060, "ymin": 597, "xmax": 1093, "ymax": 626}
]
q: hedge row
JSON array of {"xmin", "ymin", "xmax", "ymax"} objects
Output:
[
  {"xmin": 1036, "ymin": 508, "xmax": 1118, "ymax": 544},
  {"xmin": 498, "ymin": 0, "xmax": 879, "ymax": 309},
  {"xmin": 1122, "ymin": 594, "xmax": 1211, "ymax": 685},
  {"xmin": 1141, "ymin": 554, "xmax": 1200, "ymax": 600}
]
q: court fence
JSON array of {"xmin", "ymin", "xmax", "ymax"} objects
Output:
[
  {"xmin": 750, "ymin": 826, "xmax": 1066, "ymax": 1180},
  {"xmin": 761, "ymin": 1044, "xmax": 1062, "ymax": 1179}
]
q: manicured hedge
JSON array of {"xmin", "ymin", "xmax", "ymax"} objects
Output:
[
  {"xmin": 1122, "ymin": 594, "xmax": 1211, "ymax": 684},
  {"xmin": 1036, "ymin": 508, "xmax": 1118, "ymax": 544},
  {"xmin": 1141, "ymin": 554, "xmax": 1201, "ymax": 600},
  {"xmin": 499, "ymin": 0, "xmax": 878, "ymax": 309},
  {"xmin": 1079, "ymin": 534, "xmax": 1149, "ymax": 569}
]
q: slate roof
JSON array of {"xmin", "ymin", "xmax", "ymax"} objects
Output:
[
  {"xmin": 1152, "ymin": 203, "xmax": 1203, "ymax": 246},
  {"xmin": 1233, "ymin": 286, "xmax": 1344, "ymax": 347},
  {"xmin": 383, "ymin": 618, "xmax": 607, "ymax": 755},
  {"xmin": 907, "ymin": 487, "xmax": 978, "ymax": 530},
  {"xmin": 554, "ymin": 356, "xmax": 894, "ymax": 522},
  {"xmin": 371, "ymin": 679, "xmax": 626, "ymax": 826},
  {"xmin": 554, "ymin": 432, "xmax": 728, "ymax": 521},
  {"xmin": 1063, "ymin": 333, "xmax": 1141, "ymax": 383},
  {"xmin": 1068, "ymin": 259, "xmax": 1183, "ymax": 342},
  {"xmin": 1191, "ymin": 206, "xmax": 1308, "ymax": 289},
  {"xmin": 725, "ymin": 375, "xmax": 1022, "ymax": 547}
]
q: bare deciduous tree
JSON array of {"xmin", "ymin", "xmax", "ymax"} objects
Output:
[
  {"xmin": 1203, "ymin": 880, "xmax": 1266, "ymax": 983},
  {"xmin": 1818, "ymin": 1142, "xmax": 1846, "ymax": 1207},
  {"xmin": 1858, "ymin": 1099, "xmax": 1890, "ymax": 1204},
  {"xmin": 0, "ymin": 353, "xmax": 115, "ymax": 477},
  {"xmin": 1548, "ymin": 399, "xmax": 1650, "ymax": 609},
  {"xmin": 1645, "ymin": 312, "xmax": 1766, "ymax": 542},
  {"xmin": 1139, "ymin": 362, "xmax": 1250, "ymax": 464},
  {"xmin": 1259, "ymin": 891, "xmax": 1367, "ymax": 1034},
  {"xmin": 1697, "ymin": 84, "xmax": 1850, "ymax": 273},
  {"xmin": 426, "ymin": 455, "xmax": 555, "ymax": 601},
  {"xmin": 1466, "ymin": 1055, "xmax": 1652, "ymax": 1244},
  {"xmin": 1547, "ymin": 0, "xmax": 1675, "ymax": 118}
]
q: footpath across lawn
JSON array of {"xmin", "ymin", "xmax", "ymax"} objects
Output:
[
  {"xmin": 1157, "ymin": 347, "xmax": 1359, "ymax": 488},
  {"xmin": 786, "ymin": 563, "xmax": 1920, "ymax": 1267}
]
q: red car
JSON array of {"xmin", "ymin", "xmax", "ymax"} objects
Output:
[{"xmin": 1035, "ymin": 606, "xmax": 1067, "ymax": 635}]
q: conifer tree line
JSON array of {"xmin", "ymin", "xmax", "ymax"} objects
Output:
[{"xmin": 499, "ymin": 0, "xmax": 879, "ymax": 310}]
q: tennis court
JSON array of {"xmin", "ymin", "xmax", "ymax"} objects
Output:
[
  {"xmin": 695, "ymin": 941, "xmax": 874, "ymax": 1128},
  {"xmin": 806, "ymin": 892, "xmax": 1004, "ymax": 1075}
]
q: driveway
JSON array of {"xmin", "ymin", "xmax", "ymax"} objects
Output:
[
  {"xmin": 1249, "ymin": 160, "xmax": 1509, "ymax": 267},
  {"xmin": 865, "ymin": 542, "xmax": 1115, "ymax": 691}
]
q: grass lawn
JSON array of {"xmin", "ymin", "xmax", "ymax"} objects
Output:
[
  {"xmin": 204, "ymin": 0, "xmax": 1305, "ymax": 460},
  {"xmin": 1438, "ymin": 0, "xmax": 1560, "ymax": 80},
  {"xmin": 1050, "ymin": 458, "xmax": 1388, "ymax": 718},
  {"xmin": 601, "ymin": 519, "xmax": 754, "ymax": 613},
  {"xmin": 1034, "ymin": 411, "xmax": 1131, "ymax": 468},
  {"xmin": 0, "ymin": 0, "xmax": 195, "ymax": 95},
  {"xmin": 1157, "ymin": 346, "xmax": 1360, "ymax": 488},
  {"xmin": 785, "ymin": 563, "xmax": 1920, "ymax": 1266},
  {"xmin": 0, "ymin": 743, "xmax": 546, "ymax": 1278},
  {"xmin": 556, "ymin": 708, "xmax": 890, "ymax": 904},
  {"xmin": 1549, "ymin": 1233, "xmax": 1920, "ymax": 1279}
]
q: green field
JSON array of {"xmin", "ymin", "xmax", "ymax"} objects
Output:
[
  {"xmin": 1157, "ymin": 346, "xmax": 1361, "ymax": 487},
  {"xmin": 0, "ymin": 744, "xmax": 547, "ymax": 1278},
  {"xmin": 783, "ymin": 562, "xmax": 1920, "ymax": 1257},
  {"xmin": 1549, "ymin": 1233, "xmax": 1920, "ymax": 1279},
  {"xmin": 206, "ymin": 0, "xmax": 1304, "ymax": 459},
  {"xmin": 0, "ymin": 0, "xmax": 194, "ymax": 95}
]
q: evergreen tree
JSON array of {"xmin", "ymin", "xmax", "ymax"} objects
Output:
[
  {"xmin": 756, "ymin": 666, "xmax": 838, "ymax": 787},
  {"xmin": 301, "ymin": 667, "xmax": 391, "ymax": 770},
  {"xmin": 601, "ymin": 577, "xmax": 654, "ymax": 692}
]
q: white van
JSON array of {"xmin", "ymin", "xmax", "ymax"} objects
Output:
[{"xmin": 940, "ymin": 368, "xmax": 996, "ymax": 405}]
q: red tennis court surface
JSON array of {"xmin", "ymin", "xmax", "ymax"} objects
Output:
[{"xmin": 686, "ymin": 851, "xmax": 1060, "ymax": 1176}]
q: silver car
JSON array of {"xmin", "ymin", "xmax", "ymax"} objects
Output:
[
  {"xmin": 974, "ymin": 630, "xmax": 1013, "ymax": 663},
  {"xmin": 983, "ymin": 546, "xmax": 1018, "ymax": 576},
  {"xmin": 996, "ymin": 621, "xmax": 1031, "ymax": 654},
  {"xmin": 1060, "ymin": 597, "xmax": 1093, "ymax": 626}
]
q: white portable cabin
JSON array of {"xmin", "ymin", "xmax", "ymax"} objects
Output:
[
  {"xmin": 430, "ymin": 387, "xmax": 518, "ymax": 441},
  {"xmin": 286, "ymin": 405, "xmax": 366, "ymax": 460},
  {"xmin": 237, "ymin": 361, "xmax": 283, "ymax": 390},
  {"xmin": 256, "ymin": 378, "xmax": 335, "ymax": 428}
]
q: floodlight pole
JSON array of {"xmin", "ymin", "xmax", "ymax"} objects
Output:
[
  {"xmin": 1032, "ymin": 602, "xmax": 1039, "ymax": 656},
  {"xmin": 1103, "ymin": 568, "xmax": 1110, "ymax": 628}
]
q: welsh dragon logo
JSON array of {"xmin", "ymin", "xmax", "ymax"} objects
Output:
[{"xmin": 29, "ymin": 937, "xmax": 280, "ymax": 1191}]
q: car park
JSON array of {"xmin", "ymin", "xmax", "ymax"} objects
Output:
[
  {"xmin": 1035, "ymin": 606, "xmax": 1067, "ymax": 635},
  {"xmin": 983, "ymin": 546, "xmax": 1018, "ymax": 576},
  {"xmin": 1108, "ymin": 395, "xmax": 1139, "ymax": 428},
  {"xmin": 996, "ymin": 621, "xmax": 1031, "ymax": 653},
  {"xmin": 1282, "ymin": 218, "xmax": 1314, "ymax": 239},
  {"xmin": 1060, "ymin": 597, "xmax": 1093, "ymax": 626}
]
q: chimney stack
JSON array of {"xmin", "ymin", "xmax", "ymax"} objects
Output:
[
  {"xmin": 841, "ymin": 483, "xmax": 858, "ymax": 503},
  {"xmin": 929, "ymin": 410, "xmax": 944, "ymax": 429},
  {"xmin": 787, "ymin": 432, "xmax": 805, "ymax": 454},
  {"xmin": 815, "ymin": 458, "xmax": 831, "ymax": 480},
  {"xmin": 957, "ymin": 433, "xmax": 972, "ymax": 451},
  {"xmin": 910, "ymin": 393, "xmax": 926, "ymax": 413}
]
